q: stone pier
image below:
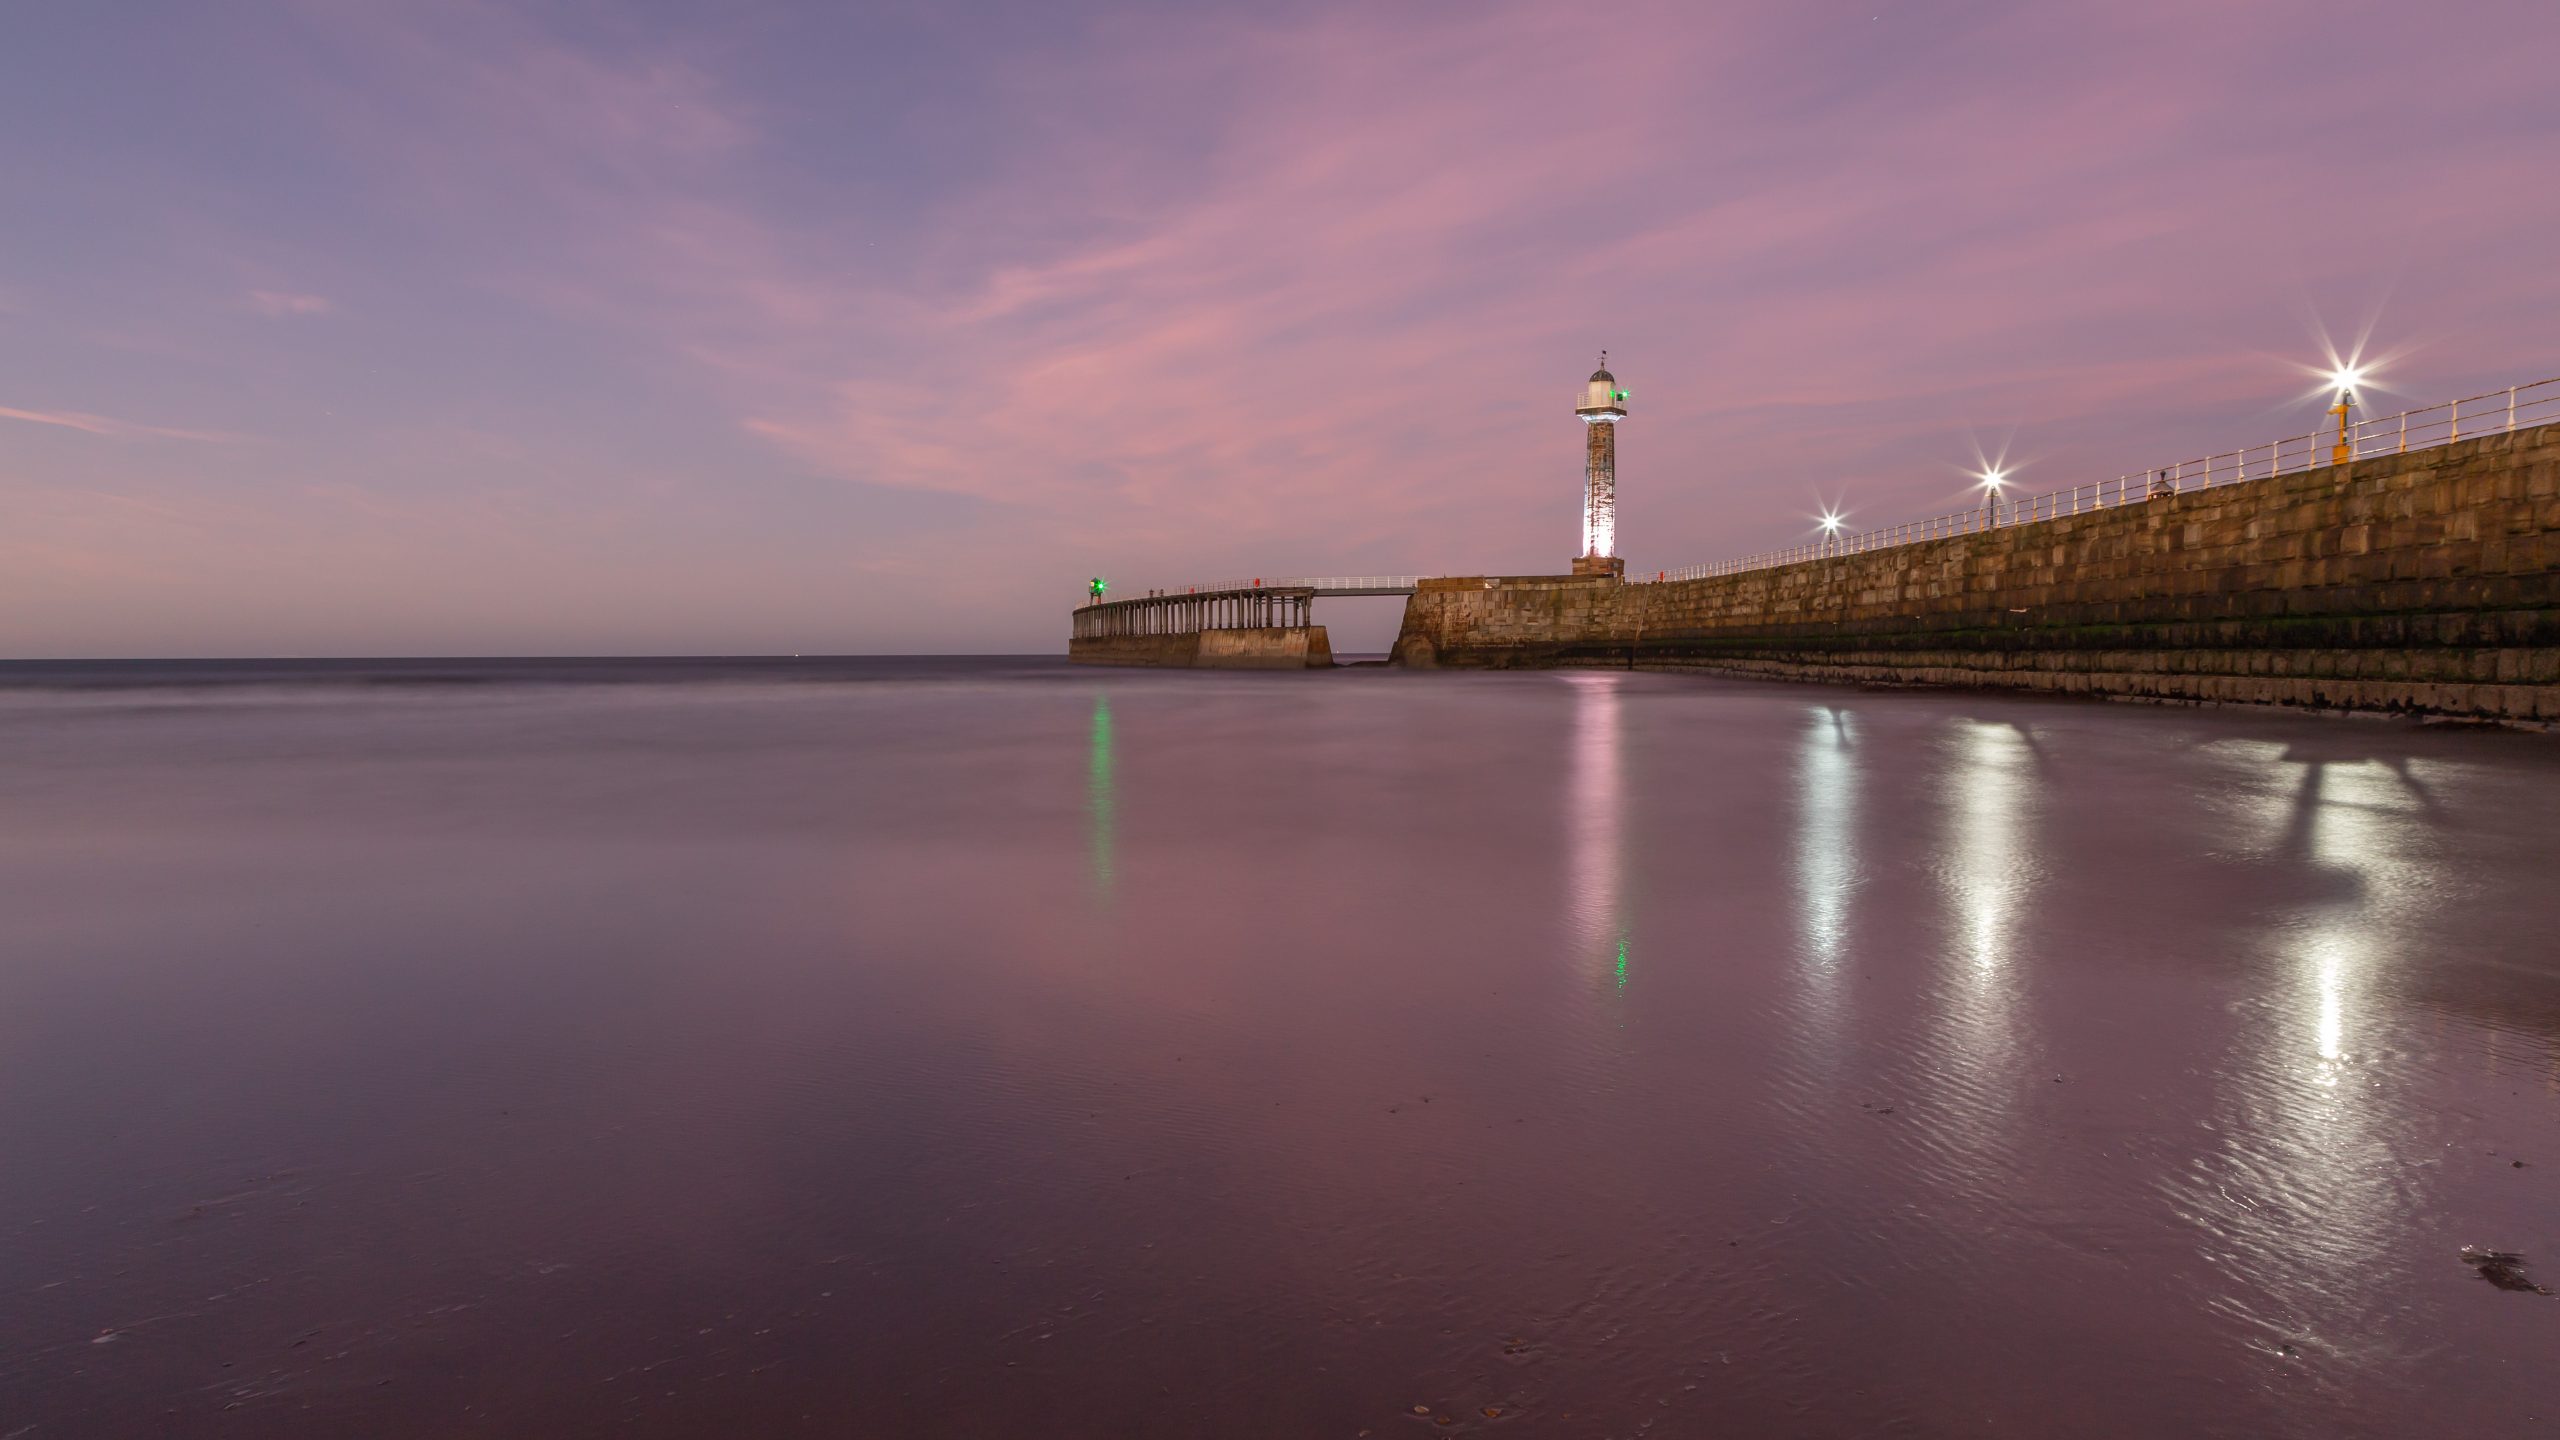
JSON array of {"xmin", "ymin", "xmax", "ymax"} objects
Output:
[{"xmin": 1393, "ymin": 421, "xmax": 2560, "ymax": 724}]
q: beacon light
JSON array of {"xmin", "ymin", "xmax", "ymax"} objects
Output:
[
  {"xmin": 2327, "ymin": 365, "xmax": 2367, "ymax": 397},
  {"xmin": 1979, "ymin": 467, "xmax": 2008, "ymax": 491},
  {"xmin": 1089, "ymin": 576, "xmax": 1107, "ymax": 598},
  {"xmin": 1819, "ymin": 511, "xmax": 1844, "ymax": 534}
]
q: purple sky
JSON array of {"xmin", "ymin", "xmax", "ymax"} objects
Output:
[{"xmin": 5, "ymin": 1, "xmax": 2556, "ymax": 656}]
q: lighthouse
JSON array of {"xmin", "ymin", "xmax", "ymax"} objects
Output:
[{"xmin": 1573, "ymin": 353, "xmax": 1628, "ymax": 579}]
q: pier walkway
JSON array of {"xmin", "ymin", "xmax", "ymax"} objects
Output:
[{"xmin": 1070, "ymin": 577, "xmax": 1419, "ymax": 642}]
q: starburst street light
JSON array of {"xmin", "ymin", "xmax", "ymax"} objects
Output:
[
  {"xmin": 1979, "ymin": 467, "xmax": 2008, "ymax": 527},
  {"xmin": 2326, "ymin": 364, "xmax": 2368, "ymax": 465}
]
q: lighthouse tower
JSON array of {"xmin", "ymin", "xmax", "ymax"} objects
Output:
[{"xmin": 1572, "ymin": 353, "xmax": 1628, "ymax": 578}]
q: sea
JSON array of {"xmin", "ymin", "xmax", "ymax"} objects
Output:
[{"xmin": 3, "ymin": 657, "xmax": 2557, "ymax": 1437}]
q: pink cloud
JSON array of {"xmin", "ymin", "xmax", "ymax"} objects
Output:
[{"xmin": 247, "ymin": 289, "xmax": 333, "ymax": 316}]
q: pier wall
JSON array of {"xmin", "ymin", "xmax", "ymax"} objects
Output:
[
  {"xmin": 1393, "ymin": 422, "xmax": 2560, "ymax": 722},
  {"xmin": 1070, "ymin": 627, "xmax": 1333, "ymax": 670}
]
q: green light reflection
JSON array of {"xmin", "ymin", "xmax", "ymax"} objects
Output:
[{"xmin": 1088, "ymin": 693, "xmax": 1115, "ymax": 898}]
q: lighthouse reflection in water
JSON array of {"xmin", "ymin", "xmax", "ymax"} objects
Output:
[{"xmin": 1566, "ymin": 673, "xmax": 1630, "ymax": 991}]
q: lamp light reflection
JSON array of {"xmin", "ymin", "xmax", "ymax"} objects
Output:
[
  {"xmin": 2315, "ymin": 944, "xmax": 2346, "ymax": 1065},
  {"xmin": 2175, "ymin": 739, "xmax": 2442, "ymax": 1361},
  {"xmin": 1950, "ymin": 721, "xmax": 2030, "ymax": 975},
  {"xmin": 1796, "ymin": 706, "xmax": 1856, "ymax": 970},
  {"xmin": 1918, "ymin": 719, "xmax": 2038, "ymax": 1182},
  {"xmin": 2267, "ymin": 755, "xmax": 2411, "ymax": 1080}
]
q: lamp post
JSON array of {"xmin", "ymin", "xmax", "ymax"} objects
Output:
[
  {"xmin": 1980, "ymin": 468, "xmax": 2007, "ymax": 528},
  {"xmin": 2327, "ymin": 366, "xmax": 2364, "ymax": 466},
  {"xmin": 1819, "ymin": 511, "xmax": 1844, "ymax": 557}
]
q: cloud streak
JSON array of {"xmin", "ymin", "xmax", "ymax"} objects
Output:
[
  {"xmin": 247, "ymin": 289, "xmax": 332, "ymax": 316},
  {"xmin": 0, "ymin": 406, "xmax": 248, "ymax": 443}
]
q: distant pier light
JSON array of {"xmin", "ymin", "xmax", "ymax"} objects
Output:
[{"xmin": 1573, "ymin": 352, "xmax": 1629, "ymax": 578}]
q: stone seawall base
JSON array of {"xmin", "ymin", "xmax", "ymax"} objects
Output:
[
  {"xmin": 1070, "ymin": 627, "xmax": 1333, "ymax": 669},
  {"xmin": 1578, "ymin": 649, "xmax": 2556, "ymax": 722}
]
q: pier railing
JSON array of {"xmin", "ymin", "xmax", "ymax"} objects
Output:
[
  {"xmin": 1098, "ymin": 575, "xmax": 1423, "ymax": 603},
  {"xmin": 1643, "ymin": 377, "xmax": 2560, "ymax": 583},
  {"xmin": 1072, "ymin": 583, "xmax": 1319, "ymax": 639}
]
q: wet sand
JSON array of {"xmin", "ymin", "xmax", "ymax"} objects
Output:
[{"xmin": 3, "ymin": 659, "xmax": 2556, "ymax": 1436}]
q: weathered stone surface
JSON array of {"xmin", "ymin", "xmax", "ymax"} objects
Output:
[
  {"xmin": 1070, "ymin": 632, "xmax": 1200, "ymax": 667},
  {"xmin": 1070, "ymin": 626, "xmax": 1333, "ymax": 669},
  {"xmin": 1198, "ymin": 626, "xmax": 1332, "ymax": 669},
  {"xmin": 1392, "ymin": 423, "xmax": 2560, "ymax": 723}
]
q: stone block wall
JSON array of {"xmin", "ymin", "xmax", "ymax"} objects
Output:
[
  {"xmin": 1393, "ymin": 422, "xmax": 2560, "ymax": 722},
  {"xmin": 1069, "ymin": 632, "xmax": 1203, "ymax": 667},
  {"xmin": 1198, "ymin": 626, "xmax": 1333, "ymax": 669},
  {"xmin": 1070, "ymin": 627, "xmax": 1333, "ymax": 670}
]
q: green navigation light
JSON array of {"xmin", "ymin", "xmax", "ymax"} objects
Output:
[
  {"xmin": 1089, "ymin": 576, "xmax": 1108, "ymax": 598},
  {"xmin": 1614, "ymin": 390, "xmax": 1628, "ymax": 401}
]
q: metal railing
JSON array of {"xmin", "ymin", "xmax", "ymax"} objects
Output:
[
  {"xmin": 1641, "ymin": 377, "xmax": 2559, "ymax": 584},
  {"xmin": 1073, "ymin": 582, "xmax": 1316, "ymax": 637},
  {"xmin": 1101, "ymin": 575, "xmax": 1422, "ymax": 603},
  {"xmin": 1295, "ymin": 575, "xmax": 1424, "ymax": 595}
]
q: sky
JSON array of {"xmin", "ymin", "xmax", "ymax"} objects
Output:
[{"xmin": 4, "ymin": 0, "xmax": 2556, "ymax": 657}]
